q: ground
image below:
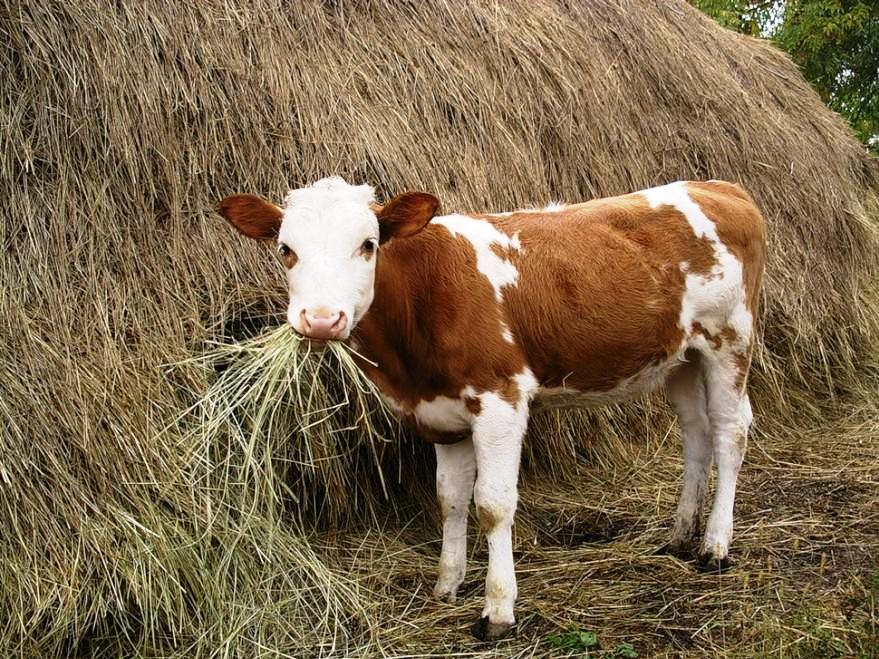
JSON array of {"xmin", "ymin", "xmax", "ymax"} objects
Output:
[{"xmin": 320, "ymin": 403, "xmax": 879, "ymax": 657}]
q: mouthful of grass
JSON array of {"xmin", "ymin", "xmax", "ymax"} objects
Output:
[{"xmin": 175, "ymin": 325, "xmax": 399, "ymax": 526}]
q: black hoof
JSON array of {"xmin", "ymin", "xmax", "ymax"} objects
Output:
[
  {"xmin": 471, "ymin": 616, "xmax": 514, "ymax": 641},
  {"xmin": 696, "ymin": 553, "xmax": 734, "ymax": 573},
  {"xmin": 655, "ymin": 542, "xmax": 695, "ymax": 560}
]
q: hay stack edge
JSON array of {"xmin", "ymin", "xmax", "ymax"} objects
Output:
[{"xmin": 1, "ymin": 1, "xmax": 877, "ymax": 657}]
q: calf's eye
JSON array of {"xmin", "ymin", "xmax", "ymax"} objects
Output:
[
  {"xmin": 360, "ymin": 238, "xmax": 377, "ymax": 257},
  {"xmin": 277, "ymin": 243, "xmax": 298, "ymax": 267}
]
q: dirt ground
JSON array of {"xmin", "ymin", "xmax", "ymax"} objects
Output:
[{"xmin": 322, "ymin": 408, "xmax": 879, "ymax": 657}]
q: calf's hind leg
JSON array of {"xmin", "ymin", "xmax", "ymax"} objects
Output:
[
  {"xmin": 699, "ymin": 350, "xmax": 753, "ymax": 569},
  {"xmin": 665, "ymin": 353, "xmax": 713, "ymax": 557}
]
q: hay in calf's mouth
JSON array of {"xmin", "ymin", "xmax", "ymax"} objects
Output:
[{"xmin": 175, "ymin": 325, "xmax": 399, "ymax": 525}]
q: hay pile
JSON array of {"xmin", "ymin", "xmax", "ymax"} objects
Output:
[{"xmin": 1, "ymin": 1, "xmax": 877, "ymax": 656}]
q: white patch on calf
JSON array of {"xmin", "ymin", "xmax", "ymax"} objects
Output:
[
  {"xmin": 510, "ymin": 232, "xmax": 522, "ymax": 252},
  {"xmin": 380, "ymin": 393, "xmax": 404, "ymax": 416},
  {"xmin": 492, "ymin": 203, "xmax": 564, "ymax": 217},
  {"xmin": 433, "ymin": 214, "xmax": 519, "ymax": 302},
  {"xmin": 641, "ymin": 182, "xmax": 753, "ymax": 345},
  {"xmin": 513, "ymin": 368, "xmax": 539, "ymax": 405},
  {"xmin": 413, "ymin": 386, "xmax": 478, "ymax": 433}
]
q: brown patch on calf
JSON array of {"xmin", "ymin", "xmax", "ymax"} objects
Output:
[
  {"xmin": 691, "ymin": 323, "xmax": 745, "ymax": 354},
  {"xmin": 692, "ymin": 321, "xmax": 723, "ymax": 349},
  {"xmin": 489, "ymin": 242, "xmax": 514, "ymax": 261},
  {"xmin": 720, "ymin": 327, "xmax": 739, "ymax": 345},
  {"xmin": 352, "ymin": 221, "xmax": 526, "ymax": 443},
  {"xmin": 733, "ymin": 351, "xmax": 751, "ymax": 390},
  {"xmin": 687, "ymin": 238, "xmax": 719, "ymax": 276},
  {"xmin": 497, "ymin": 379, "xmax": 520, "ymax": 406},
  {"xmin": 734, "ymin": 430, "xmax": 748, "ymax": 453},
  {"xmin": 464, "ymin": 396, "xmax": 482, "ymax": 415},
  {"xmin": 495, "ymin": 194, "xmax": 720, "ymax": 391},
  {"xmin": 350, "ymin": 181, "xmax": 766, "ymax": 443}
]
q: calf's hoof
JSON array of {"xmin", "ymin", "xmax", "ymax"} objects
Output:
[
  {"xmin": 696, "ymin": 552, "xmax": 734, "ymax": 573},
  {"xmin": 433, "ymin": 584, "xmax": 458, "ymax": 603},
  {"xmin": 471, "ymin": 616, "xmax": 514, "ymax": 641},
  {"xmin": 434, "ymin": 573, "xmax": 468, "ymax": 603},
  {"xmin": 655, "ymin": 541, "xmax": 695, "ymax": 560}
]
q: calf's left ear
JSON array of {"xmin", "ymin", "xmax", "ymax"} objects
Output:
[
  {"xmin": 377, "ymin": 192, "xmax": 440, "ymax": 243},
  {"xmin": 217, "ymin": 194, "xmax": 283, "ymax": 241}
]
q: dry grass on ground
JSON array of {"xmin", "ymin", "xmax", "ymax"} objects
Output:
[{"xmin": 329, "ymin": 399, "xmax": 879, "ymax": 657}]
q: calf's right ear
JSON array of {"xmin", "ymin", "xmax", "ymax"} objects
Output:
[{"xmin": 217, "ymin": 194, "xmax": 283, "ymax": 241}]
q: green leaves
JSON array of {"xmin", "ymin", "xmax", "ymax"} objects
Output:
[
  {"xmin": 546, "ymin": 629, "xmax": 600, "ymax": 651},
  {"xmin": 776, "ymin": 1, "xmax": 879, "ymax": 150},
  {"xmin": 545, "ymin": 629, "xmax": 637, "ymax": 657},
  {"xmin": 691, "ymin": 0, "xmax": 879, "ymax": 153},
  {"xmin": 612, "ymin": 642, "xmax": 638, "ymax": 658},
  {"xmin": 690, "ymin": 0, "xmax": 780, "ymax": 36}
]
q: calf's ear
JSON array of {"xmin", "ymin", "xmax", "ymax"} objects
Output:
[
  {"xmin": 376, "ymin": 192, "xmax": 440, "ymax": 244},
  {"xmin": 217, "ymin": 194, "xmax": 283, "ymax": 241}
]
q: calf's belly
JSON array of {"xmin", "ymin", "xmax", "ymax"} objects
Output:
[
  {"xmin": 385, "ymin": 349, "xmax": 686, "ymax": 443},
  {"xmin": 532, "ymin": 350, "xmax": 684, "ymax": 411}
]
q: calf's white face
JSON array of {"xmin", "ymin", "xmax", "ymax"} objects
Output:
[
  {"xmin": 280, "ymin": 180, "xmax": 380, "ymax": 339},
  {"xmin": 218, "ymin": 177, "xmax": 439, "ymax": 340}
]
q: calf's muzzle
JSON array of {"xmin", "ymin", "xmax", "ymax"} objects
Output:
[{"xmin": 299, "ymin": 308, "xmax": 347, "ymax": 339}]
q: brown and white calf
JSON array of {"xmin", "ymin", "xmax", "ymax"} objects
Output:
[{"xmin": 219, "ymin": 177, "xmax": 766, "ymax": 639}]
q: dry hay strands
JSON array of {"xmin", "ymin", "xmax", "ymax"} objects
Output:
[
  {"xmin": 0, "ymin": 325, "xmax": 398, "ymax": 658},
  {"xmin": 172, "ymin": 325, "xmax": 402, "ymax": 528}
]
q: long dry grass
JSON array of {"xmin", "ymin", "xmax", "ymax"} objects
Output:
[
  {"xmin": 177, "ymin": 326, "xmax": 398, "ymax": 527},
  {"xmin": 1, "ymin": 0, "xmax": 877, "ymax": 656}
]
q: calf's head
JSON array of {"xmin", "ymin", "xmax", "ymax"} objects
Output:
[{"xmin": 219, "ymin": 177, "xmax": 439, "ymax": 340}]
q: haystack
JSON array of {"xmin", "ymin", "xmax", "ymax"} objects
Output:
[{"xmin": 1, "ymin": 1, "xmax": 877, "ymax": 656}]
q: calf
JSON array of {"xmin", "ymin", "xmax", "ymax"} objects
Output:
[{"xmin": 219, "ymin": 177, "xmax": 766, "ymax": 639}]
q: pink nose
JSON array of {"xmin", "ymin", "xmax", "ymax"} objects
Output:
[{"xmin": 300, "ymin": 308, "xmax": 347, "ymax": 339}]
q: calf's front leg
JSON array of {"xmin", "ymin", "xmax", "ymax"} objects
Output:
[
  {"xmin": 470, "ymin": 390, "xmax": 530, "ymax": 640},
  {"xmin": 434, "ymin": 438, "xmax": 476, "ymax": 601}
]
